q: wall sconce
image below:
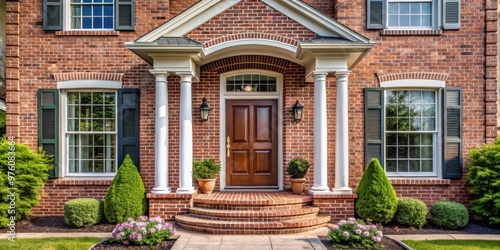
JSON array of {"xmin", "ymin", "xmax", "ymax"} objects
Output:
[
  {"xmin": 292, "ymin": 100, "xmax": 304, "ymax": 123},
  {"xmin": 199, "ymin": 97, "xmax": 213, "ymax": 121}
]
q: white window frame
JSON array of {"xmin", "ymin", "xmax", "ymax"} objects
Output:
[
  {"xmin": 380, "ymin": 78, "xmax": 445, "ymax": 178},
  {"xmin": 63, "ymin": 0, "xmax": 115, "ymax": 31},
  {"xmin": 386, "ymin": 0, "xmax": 439, "ymax": 30}
]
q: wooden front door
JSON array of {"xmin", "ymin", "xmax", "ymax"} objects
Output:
[{"xmin": 226, "ymin": 100, "xmax": 278, "ymax": 187}]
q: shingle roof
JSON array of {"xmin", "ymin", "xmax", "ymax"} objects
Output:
[{"xmin": 155, "ymin": 37, "xmax": 202, "ymax": 46}]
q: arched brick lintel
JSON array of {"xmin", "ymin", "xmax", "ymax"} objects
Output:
[
  {"xmin": 202, "ymin": 55, "xmax": 294, "ymax": 74},
  {"xmin": 53, "ymin": 72, "xmax": 124, "ymax": 82},
  {"xmin": 202, "ymin": 33, "xmax": 299, "ymax": 48},
  {"xmin": 377, "ymin": 72, "xmax": 449, "ymax": 83}
]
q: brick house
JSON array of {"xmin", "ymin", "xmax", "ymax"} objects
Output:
[{"xmin": 5, "ymin": 0, "xmax": 498, "ymax": 233}]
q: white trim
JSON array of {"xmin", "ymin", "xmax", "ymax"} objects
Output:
[
  {"xmin": 0, "ymin": 99, "xmax": 5, "ymax": 111},
  {"xmin": 57, "ymin": 80, "xmax": 122, "ymax": 89},
  {"xmin": 380, "ymin": 79, "xmax": 445, "ymax": 88},
  {"xmin": 63, "ymin": 0, "xmax": 116, "ymax": 31},
  {"xmin": 219, "ymin": 69, "xmax": 283, "ymax": 191},
  {"xmin": 136, "ymin": 0, "xmax": 371, "ymax": 43}
]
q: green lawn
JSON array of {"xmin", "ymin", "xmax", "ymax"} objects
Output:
[
  {"xmin": 0, "ymin": 237, "xmax": 103, "ymax": 250},
  {"xmin": 402, "ymin": 240, "xmax": 500, "ymax": 250}
]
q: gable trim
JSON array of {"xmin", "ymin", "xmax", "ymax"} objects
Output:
[{"xmin": 136, "ymin": 0, "xmax": 372, "ymax": 44}]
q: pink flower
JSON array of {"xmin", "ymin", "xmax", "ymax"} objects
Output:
[
  {"xmin": 372, "ymin": 236, "xmax": 381, "ymax": 242},
  {"xmin": 377, "ymin": 231, "xmax": 383, "ymax": 237},
  {"xmin": 364, "ymin": 231, "xmax": 370, "ymax": 237},
  {"xmin": 123, "ymin": 240, "xmax": 129, "ymax": 245},
  {"xmin": 130, "ymin": 232, "xmax": 136, "ymax": 239},
  {"xmin": 338, "ymin": 220, "xmax": 346, "ymax": 226},
  {"xmin": 172, "ymin": 229, "xmax": 176, "ymax": 235},
  {"xmin": 332, "ymin": 225, "xmax": 339, "ymax": 230},
  {"xmin": 137, "ymin": 234, "xmax": 142, "ymax": 241},
  {"xmin": 116, "ymin": 234, "xmax": 122, "ymax": 240},
  {"xmin": 150, "ymin": 228, "xmax": 156, "ymax": 233},
  {"xmin": 357, "ymin": 224, "xmax": 366, "ymax": 230},
  {"xmin": 342, "ymin": 231, "xmax": 349, "ymax": 237},
  {"xmin": 355, "ymin": 229, "xmax": 362, "ymax": 235}
]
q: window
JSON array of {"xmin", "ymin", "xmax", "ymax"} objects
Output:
[
  {"xmin": 43, "ymin": 0, "xmax": 134, "ymax": 31},
  {"xmin": 70, "ymin": 0, "xmax": 114, "ymax": 30},
  {"xmin": 226, "ymin": 74, "xmax": 277, "ymax": 92},
  {"xmin": 388, "ymin": 1, "xmax": 432, "ymax": 29},
  {"xmin": 38, "ymin": 88, "xmax": 140, "ymax": 177},
  {"xmin": 367, "ymin": 0, "xmax": 461, "ymax": 30},
  {"xmin": 67, "ymin": 91, "xmax": 117, "ymax": 174},
  {"xmin": 364, "ymin": 87, "xmax": 463, "ymax": 179},
  {"xmin": 385, "ymin": 90, "xmax": 437, "ymax": 175}
]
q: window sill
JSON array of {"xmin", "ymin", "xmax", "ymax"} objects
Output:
[
  {"xmin": 380, "ymin": 30, "xmax": 443, "ymax": 36},
  {"xmin": 390, "ymin": 179, "xmax": 451, "ymax": 186},
  {"xmin": 51, "ymin": 178, "xmax": 113, "ymax": 186},
  {"xmin": 55, "ymin": 31, "xmax": 120, "ymax": 36}
]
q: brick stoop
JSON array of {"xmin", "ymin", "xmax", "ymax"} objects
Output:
[{"xmin": 175, "ymin": 192, "xmax": 331, "ymax": 234}]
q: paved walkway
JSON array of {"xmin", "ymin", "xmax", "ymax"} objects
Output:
[{"xmin": 2, "ymin": 226, "xmax": 500, "ymax": 250}]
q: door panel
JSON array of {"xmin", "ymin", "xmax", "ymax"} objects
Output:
[{"xmin": 226, "ymin": 100, "xmax": 277, "ymax": 186}]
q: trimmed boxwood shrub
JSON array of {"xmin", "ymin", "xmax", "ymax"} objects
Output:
[
  {"xmin": 0, "ymin": 137, "xmax": 53, "ymax": 228},
  {"xmin": 104, "ymin": 155, "xmax": 147, "ymax": 223},
  {"xmin": 64, "ymin": 198, "xmax": 103, "ymax": 227},
  {"xmin": 394, "ymin": 198, "xmax": 428, "ymax": 229},
  {"xmin": 355, "ymin": 158, "xmax": 398, "ymax": 223},
  {"xmin": 431, "ymin": 201, "xmax": 469, "ymax": 229},
  {"xmin": 466, "ymin": 138, "xmax": 500, "ymax": 226}
]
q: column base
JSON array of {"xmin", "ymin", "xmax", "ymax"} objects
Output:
[
  {"xmin": 309, "ymin": 185, "xmax": 331, "ymax": 194},
  {"xmin": 309, "ymin": 189, "xmax": 333, "ymax": 195},
  {"xmin": 331, "ymin": 187, "xmax": 353, "ymax": 194},
  {"xmin": 151, "ymin": 187, "xmax": 172, "ymax": 194},
  {"xmin": 176, "ymin": 187, "xmax": 196, "ymax": 194}
]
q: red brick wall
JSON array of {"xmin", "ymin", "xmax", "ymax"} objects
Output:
[
  {"xmin": 7, "ymin": 0, "xmax": 497, "ymax": 216},
  {"xmin": 147, "ymin": 193, "xmax": 194, "ymax": 221},
  {"xmin": 313, "ymin": 194, "xmax": 357, "ymax": 222}
]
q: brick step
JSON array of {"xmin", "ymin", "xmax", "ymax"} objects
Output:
[
  {"xmin": 176, "ymin": 221, "xmax": 327, "ymax": 235},
  {"xmin": 189, "ymin": 211, "xmax": 318, "ymax": 222},
  {"xmin": 175, "ymin": 214, "xmax": 331, "ymax": 230},
  {"xmin": 193, "ymin": 203, "xmax": 306, "ymax": 211},
  {"xmin": 193, "ymin": 192, "xmax": 313, "ymax": 206},
  {"xmin": 189, "ymin": 206, "xmax": 320, "ymax": 219}
]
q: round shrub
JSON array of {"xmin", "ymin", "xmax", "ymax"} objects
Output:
[
  {"xmin": 0, "ymin": 137, "xmax": 53, "ymax": 227},
  {"xmin": 394, "ymin": 198, "xmax": 428, "ymax": 229},
  {"xmin": 466, "ymin": 139, "xmax": 500, "ymax": 226},
  {"xmin": 64, "ymin": 198, "xmax": 103, "ymax": 227},
  {"xmin": 355, "ymin": 158, "xmax": 398, "ymax": 223},
  {"xmin": 431, "ymin": 201, "xmax": 469, "ymax": 229},
  {"xmin": 104, "ymin": 155, "xmax": 147, "ymax": 223}
]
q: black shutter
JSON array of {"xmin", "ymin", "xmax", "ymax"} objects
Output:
[
  {"xmin": 38, "ymin": 89, "xmax": 59, "ymax": 177},
  {"xmin": 43, "ymin": 0, "xmax": 63, "ymax": 31},
  {"xmin": 367, "ymin": 0, "xmax": 385, "ymax": 29},
  {"xmin": 443, "ymin": 87, "xmax": 462, "ymax": 179},
  {"xmin": 365, "ymin": 88, "xmax": 385, "ymax": 168},
  {"xmin": 117, "ymin": 89, "xmax": 140, "ymax": 167},
  {"xmin": 115, "ymin": 0, "xmax": 135, "ymax": 30},
  {"xmin": 443, "ymin": 0, "xmax": 461, "ymax": 30}
]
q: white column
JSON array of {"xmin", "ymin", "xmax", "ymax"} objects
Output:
[
  {"xmin": 333, "ymin": 71, "xmax": 352, "ymax": 194},
  {"xmin": 177, "ymin": 74, "xmax": 195, "ymax": 194},
  {"xmin": 310, "ymin": 72, "xmax": 330, "ymax": 193},
  {"xmin": 151, "ymin": 71, "xmax": 171, "ymax": 194}
]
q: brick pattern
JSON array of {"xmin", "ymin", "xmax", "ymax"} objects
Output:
[
  {"xmin": 203, "ymin": 32, "xmax": 300, "ymax": 48},
  {"xmin": 202, "ymin": 55, "xmax": 292, "ymax": 74},
  {"xmin": 484, "ymin": 0, "xmax": 498, "ymax": 142},
  {"xmin": 175, "ymin": 192, "xmax": 333, "ymax": 234},
  {"xmin": 5, "ymin": 0, "xmax": 21, "ymax": 138},
  {"xmin": 312, "ymin": 194, "xmax": 357, "ymax": 222},
  {"xmin": 377, "ymin": 72, "xmax": 449, "ymax": 82},
  {"xmin": 53, "ymin": 72, "xmax": 124, "ymax": 82},
  {"xmin": 147, "ymin": 193, "xmax": 195, "ymax": 221}
]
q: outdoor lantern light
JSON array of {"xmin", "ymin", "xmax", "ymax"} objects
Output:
[
  {"xmin": 199, "ymin": 97, "xmax": 212, "ymax": 121},
  {"xmin": 292, "ymin": 100, "xmax": 304, "ymax": 123}
]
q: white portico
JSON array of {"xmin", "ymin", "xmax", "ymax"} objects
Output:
[{"xmin": 126, "ymin": 0, "xmax": 375, "ymax": 194}]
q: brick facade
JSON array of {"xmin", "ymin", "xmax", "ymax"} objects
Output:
[{"xmin": 6, "ymin": 0, "xmax": 498, "ymax": 221}]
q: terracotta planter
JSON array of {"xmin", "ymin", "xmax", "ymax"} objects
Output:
[
  {"xmin": 197, "ymin": 178, "xmax": 217, "ymax": 194},
  {"xmin": 290, "ymin": 178, "xmax": 306, "ymax": 195}
]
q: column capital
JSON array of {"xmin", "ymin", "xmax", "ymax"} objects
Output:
[
  {"xmin": 176, "ymin": 71, "xmax": 196, "ymax": 78},
  {"xmin": 149, "ymin": 69, "xmax": 170, "ymax": 77},
  {"xmin": 312, "ymin": 71, "xmax": 329, "ymax": 77},
  {"xmin": 335, "ymin": 71, "xmax": 351, "ymax": 77}
]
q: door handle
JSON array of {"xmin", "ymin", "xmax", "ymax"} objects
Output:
[{"xmin": 226, "ymin": 136, "xmax": 231, "ymax": 157}]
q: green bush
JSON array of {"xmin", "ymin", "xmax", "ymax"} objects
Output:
[
  {"xmin": 104, "ymin": 155, "xmax": 147, "ymax": 223},
  {"xmin": 64, "ymin": 198, "xmax": 103, "ymax": 227},
  {"xmin": 355, "ymin": 158, "xmax": 398, "ymax": 223},
  {"xmin": 466, "ymin": 139, "xmax": 500, "ymax": 226},
  {"xmin": 192, "ymin": 159, "xmax": 221, "ymax": 181},
  {"xmin": 0, "ymin": 137, "xmax": 53, "ymax": 228},
  {"xmin": 430, "ymin": 201, "xmax": 469, "ymax": 229},
  {"xmin": 0, "ymin": 110, "xmax": 5, "ymax": 136},
  {"xmin": 394, "ymin": 198, "xmax": 428, "ymax": 229},
  {"xmin": 286, "ymin": 158, "xmax": 310, "ymax": 178}
]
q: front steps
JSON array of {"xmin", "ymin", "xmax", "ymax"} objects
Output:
[{"xmin": 175, "ymin": 192, "xmax": 331, "ymax": 234}]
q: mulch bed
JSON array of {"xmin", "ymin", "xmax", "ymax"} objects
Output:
[{"xmin": 90, "ymin": 239, "xmax": 176, "ymax": 250}]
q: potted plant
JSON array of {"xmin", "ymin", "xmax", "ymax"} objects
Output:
[
  {"xmin": 286, "ymin": 158, "xmax": 310, "ymax": 195},
  {"xmin": 193, "ymin": 158, "xmax": 221, "ymax": 194}
]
